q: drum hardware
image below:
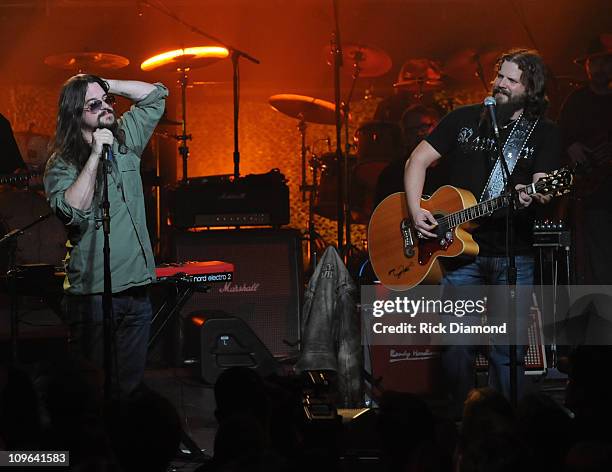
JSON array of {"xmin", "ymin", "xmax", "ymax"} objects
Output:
[
  {"xmin": 269, "ymin": 94, "xmax": 348, "ymax": 270},
  {"xmin": 324, "ymin": 43, "xmax": 392, "ymax": 79},
  {"xmin": 393, "ymin": 58, "xmax": 445, "ymax": 99},
  {"xmin": 141, "ymin": 46, "xmax": 230, "ymax": 182},
  {"xmin": 44, "ymin": 51, "xmax": 130, "ymax": 73},
  {"xmin": 141, "ymin": 0, "xmax": 261, "ymax": 187},
  {"xmin": 444, "ymin": 48, "xmax": 503, "ymax": 92},
  {"xmin": 324, "ymin": 42, "xmax": 392, "ymax": 259}
]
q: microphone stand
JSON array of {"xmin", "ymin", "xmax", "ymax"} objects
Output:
[
  {"xmin": 331, "ymin": 0, "xmax": 345, "ymax": 253},
  {"xmin": 142, "ymin": 0, "xmax": 260, "ymax": 180},
  {"xmin": 101, "ymin": 146, "xmax": 115, "ymax": 403},
  {"xmin": 341, "ymin": 56, "xmax": 362, "ymax": 261},
  {"xmin": 490, "ymin": 116, "xmax": 519, "ymax": 408}
]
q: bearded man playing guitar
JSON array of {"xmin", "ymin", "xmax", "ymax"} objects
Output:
[{"xmin": 403, "ymin": 49, "xmax": 561, "ymax": 411}]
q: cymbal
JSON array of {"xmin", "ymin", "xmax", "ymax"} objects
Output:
[
  {"xmin": 444, "ymin": 48, "xmax": 502, "ymax": 86},
  {"xmin": 44, "ymin": 52, "xmax": 129, "ymax": 71},
  {"xmin": 325, "ymin": 43, "xmax": 392, "ymax": 78},
  {"xmin": 141, "ymin": 46, "xmax": 229, "ymax": 72},
  {"xmin": 393, "ymin": 58, "xmax": 444, "ymax": 91},
  {"xmin": 269, "ymin": 94, "xmax": 347, "ymax": 125}
]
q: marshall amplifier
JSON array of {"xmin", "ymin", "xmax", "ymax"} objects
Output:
[
  {"xmin": 167, "ymin": 228, "xmax": 303, "ymax": 358},
  {"xmin": 166, "ymin": 169, "xmax": 290, "ymax": 228}
]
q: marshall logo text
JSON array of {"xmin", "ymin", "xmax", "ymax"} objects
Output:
[{"xmin": 219, "ymin": 282, "xmax": 261, "ymax": 294}]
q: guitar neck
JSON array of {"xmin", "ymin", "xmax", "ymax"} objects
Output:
[
  {"xmin": 443, "ymin": 181, "xmax": 541, "ymax": 228},
  {"xmin": 0, "ymin": 171, "xmax": 42, "ymax": 185}
]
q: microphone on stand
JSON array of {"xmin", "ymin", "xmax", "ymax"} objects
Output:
[
  {"xmin": 102, "ymin": 144, "xmax": 113, "ymax": 174},
  {"xmin": 102, "ymin": 143, "xmax": 112, "ymax": 160},
  {"xmin": 483, "ymin": 96, "xmax": 500, "ymax": 139}
]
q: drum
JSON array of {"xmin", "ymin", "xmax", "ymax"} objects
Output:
[
  {"xmin": 313, "ymin": 153, "xmax": 375, "ymax": 224},
  {"xmin": 0, "ymin": 188, "xmax": 66, "ymax": 273},
  {"xmin": 314, "ymin": 153, "xmax": 356, "ymax": 221},
  {"xmin": 353, "ymin": 121, "xmax": 404, "ymax": 187}
]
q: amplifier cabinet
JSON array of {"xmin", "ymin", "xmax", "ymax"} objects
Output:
[{"xmin": 168, "ymin": 228, "xmax": 303, "ymax": 357}]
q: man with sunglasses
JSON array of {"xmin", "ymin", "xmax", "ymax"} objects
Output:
[{"xmin": 44, "ymin": 75, "xmax": 168, "ymax": 396}]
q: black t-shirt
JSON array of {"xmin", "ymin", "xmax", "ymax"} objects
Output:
[{"xmin": 425, "ymin": 104, "xmax": 561, "ymax": 255}]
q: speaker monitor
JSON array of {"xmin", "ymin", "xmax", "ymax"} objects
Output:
[
  {"xmin": 197, "ymin": 313, "xmax": 278, "ymax": 384},
  {"xmin": 168, "ymin": 228, "xmax": 303, "ymax": 358}
]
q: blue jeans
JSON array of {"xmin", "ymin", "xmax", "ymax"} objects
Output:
[
  {"xmin": 440, "ymin": 255, "xmax": 534, "ymax": 410},
  {"xmin": 62, "ymin": 285, "xmax": 152, "ymax": 396}
]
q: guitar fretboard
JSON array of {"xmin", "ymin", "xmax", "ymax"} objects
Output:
[{"xmin": 439, "ymin": 181, "xmax": 540, "ymax": 228}]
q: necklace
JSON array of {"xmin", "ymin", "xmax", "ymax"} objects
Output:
[{"xmin": 501, "ymin": 112, "xmax": 523, "ymax": 130}]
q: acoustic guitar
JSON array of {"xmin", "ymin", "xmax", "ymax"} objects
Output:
[{"xmin": 368, "ymin": 167, "xmax": 574, "ymax": 291}]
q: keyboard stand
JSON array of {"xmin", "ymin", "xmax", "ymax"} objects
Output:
[{"xmin": 148, "ymin": 276, "xmax": 211, "ymax": 351}]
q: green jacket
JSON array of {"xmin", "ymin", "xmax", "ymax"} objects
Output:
[{"xmin": 44, "ymin": 83, "xmax": 168, "ymax": 294}]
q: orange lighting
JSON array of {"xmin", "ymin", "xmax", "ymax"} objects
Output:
[
  {"xmin": 140, "ymin": 46, "xmax": 229, "ymax": 71},
  {"xmin": 191, "ymin": 316, "xmax": 206, "ymax": 326}
]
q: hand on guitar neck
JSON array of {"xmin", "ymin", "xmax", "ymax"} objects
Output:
[{"xmin": 412, "ymin": 180, "xmax": 548, "ymax": 240}]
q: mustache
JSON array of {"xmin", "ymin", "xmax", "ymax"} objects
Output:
[
  {"xmin": 492, "ymin": 86, "xmax": 511, "ymax": 98},
  {"xmin": 96, "ymin": 110, "xmax": 116, "ymax": 127},
  {"xmin": 98, "ymin": 109, "xmax": 116, "ymax": 119}
]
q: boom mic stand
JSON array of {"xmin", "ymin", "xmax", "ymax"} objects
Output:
[{"xmin": 142, "ymin": 0, "xmax": 260, "ymax": 179}]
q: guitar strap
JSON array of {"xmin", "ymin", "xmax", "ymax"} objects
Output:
[{"xmin": 479, "ymin": 113, "xmax": 539, "ymax": 202}]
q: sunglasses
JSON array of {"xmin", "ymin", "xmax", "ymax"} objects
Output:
[{"xmin": 83, "ymin": 94, "xmax": 116, "ymax": 113}]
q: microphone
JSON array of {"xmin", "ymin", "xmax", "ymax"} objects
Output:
[
  {"xmin": 483, "ymin": 96, "xmax": 500, "ymax": 139},
  {"xmin": 102, "ymin": 144, "xmax": 112, "ymax": 161}
]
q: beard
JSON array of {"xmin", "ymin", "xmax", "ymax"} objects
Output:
[
  {"xmin": 492, "ymin": 86, "xmax": 526, "ymax": 125},
  {"xmin": 97, "ymin": 110, "xmax": 116, "ymax": 128},
  {"xmin": 97, "ymin": 111, "xmax": 119, "ymax": 138}
]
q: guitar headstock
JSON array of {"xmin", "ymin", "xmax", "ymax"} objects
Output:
[{"xmin": 534, "ymin": 167, "xmax": 574, "ymax": 196}]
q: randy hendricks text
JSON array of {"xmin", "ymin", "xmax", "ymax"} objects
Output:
[{"xmin": 372, "ymin": 321, "xmax": 507, "ymax": 335}]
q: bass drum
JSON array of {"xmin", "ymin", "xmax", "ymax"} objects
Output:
[
  {"xmin": 0, "ymin": 188, "xmax": 66, "ymax": 272},
  {"xmin": 313, "ymin": 152, "xmax": 373, "ymax": 224},
  {"xmin": 353, "ymin": 120, "xmax": 404, "ymax": 188},
  {"xmin": 314, "ymin": 153, "xmax": 356, "ymax": 221}
]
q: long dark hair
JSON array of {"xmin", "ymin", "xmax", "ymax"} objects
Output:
[
  {"xmin": 496, "ymin": 48, "xmax": 549, "ymax": 119},
  {"xmin": 48, "ymin": 74, "xmax": 126, "ymax": 170}
]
